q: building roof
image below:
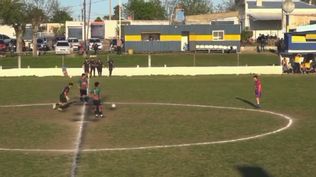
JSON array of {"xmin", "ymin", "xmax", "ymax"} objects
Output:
[
  {"xmin": 247, "ymin": 1, "xmax": 316, "ymax": 9},
  {"xmin": 296, "ymin": 24, "xmax": 316, "ymax": 32},
  {"xmin": 249, "ymin": 13, "xmax": 282, "ymax": 20},
  {"xmin": 186, "ymin": 11, "xmax": 239, "ymax": 22}
]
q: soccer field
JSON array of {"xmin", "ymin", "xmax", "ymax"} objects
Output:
[
  {"xmin": 0, "ymin": 53, "xmax": 279, "ymax": 69},
  {"xmin": 0, "ymin": 75, "xmax": 315, "ymax": 177}
]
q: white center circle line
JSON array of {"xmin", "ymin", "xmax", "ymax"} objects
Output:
[{"xmin": 0, "ymin": 102, "xmax": 294, "ymax": 152}]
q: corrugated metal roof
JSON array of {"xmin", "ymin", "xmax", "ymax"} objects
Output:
[{"xmin": 247, "ymin": 1, "xmax": 316, "ymax": 9}]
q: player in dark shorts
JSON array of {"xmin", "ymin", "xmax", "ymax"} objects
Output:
[
  {"xmin": 90, "ymin": 81, "xmax": 103, "ymax": 118},
  {"xmin": 107, "ymin": 59, "xmax": 114, "ymax": 77},
  {"xmin": 253, "ymin": 75, "xmax": 262, "ymax": 108},
  {"xmin": 53, "ymin": 83, "xmax": 74, "ymax": 111},
  {"xmin": 83, "ymin": 58, "xmax": 90, "ymax": 76},
  {"xmin": 96, "ymin": 59, "xmax": 103, "ymax": 77},
  {"xmin": 78, "ymin": 73, "xmax": 88, "ymax": 102},
  {"xmin": 89, "ymin": 59, "xmax": 97, "ymax": 78}
]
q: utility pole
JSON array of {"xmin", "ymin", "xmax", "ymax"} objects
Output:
[
  {"xmin": 109, "ymin": 0, "xmax": 112, "ymax": 20},
  {"xmin": 87, "ymin": 0, "xmax": 92, "ymax": 41},
  {"xmin": 119, "ymin": 0, "xmax": 121, "ymax": 40},
  {"xmin": 83, "ymin": 0, "xmax": 87, "ymax": 56}
]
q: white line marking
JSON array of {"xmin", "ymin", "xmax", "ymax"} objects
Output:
[
  {"xmin": 0, "ymin": 102, "xmax": 294, "ymax": 152},
  {"xmin": 70, "ymin": 102, "xmax": 86, "ymax": 177},
  {"xmin": 0, "ymin": 103, "xmax": 53, "ymax": 108}
]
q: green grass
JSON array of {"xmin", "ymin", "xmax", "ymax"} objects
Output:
[
  {"xmin": 0, "ymin": 107, "xmax": 78, "ymax": 149},
  {"xmin": 0, "ymin": 75, "xmax": 316, "ymax": 177},
  {"xmin": 0, "ymin": 152, "xmax": 72, "ymax": 177},
  {"xmin": 83, "ymin": 106, "xmax": 285, "ymax": 149},
  {"xmin": 0, "ymin": 53, "xmax": 279, "ymax": 68}
]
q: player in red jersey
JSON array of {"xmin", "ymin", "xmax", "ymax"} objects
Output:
[
  {"xmin": 253, "ymin": 75, "xmax": 262, "ymax": 108},
  {"xmin": 78, "ymin": 73, "xmax": 88, "ymax": 103}
]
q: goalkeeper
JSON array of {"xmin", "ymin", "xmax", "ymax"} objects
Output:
[{"xmin": 53, "ymin": 82, "xmax": 74, "ymax": 111}]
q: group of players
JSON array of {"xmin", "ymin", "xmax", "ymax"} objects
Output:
[
  {"xmin": 52, "ymin": 74, "xmax": 262, "ymax": 118},
  {"xmin": 53, "ymin": 73, "xmax": 104, "ymax": 118},
  {"xmin": 83, "ymin": 58, "xmax": 114, "ymax": 78}
]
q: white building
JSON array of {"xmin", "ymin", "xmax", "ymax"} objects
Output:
[
  {"xmin": 240, "ymin": 0, "xmax": 316, "ymax": 38},
  {"xmin": 0, "ymin": 25, "xmax": 15, "ymax": 38}
]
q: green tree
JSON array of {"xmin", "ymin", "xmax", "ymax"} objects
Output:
[
  {"xmin": 301, "ymin": 0, "xmax": 316, "ymax": 5},
  {"xmin": 26, "ymin": 5, "xmax": 47, "ymax": 56},
  {"xmin": 26, "ymin": 0, "xmax": 59, "ymax": 56},
  {"xmin": 177, "ymin": 0, "xmax": 213, "ymax": 15},
  {"xmin": 113, "ymin": 5, "xmax": 120, "ymax": 20},
  {"xmin": 125, "ymin": 0, "xmax": 166, "ymax": 20},
  {"xmin": 0, "ymin": 0, "xmax": 28, "ymax": 54},
  {"xmin": 95, "ymin": 17, "xmax": 103, "ymax": 22},
  {"xmin": 50, "ymin": 10, "xmax": 73, "ymax": 23}
]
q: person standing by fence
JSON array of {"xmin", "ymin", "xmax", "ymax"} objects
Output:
[
  {"xmin": 107, "ymin": 59, "xmax": 114, "ymax": 77},
  {"xmin": 97, "ymin": 59, "xmax": 103, "ymax": 77}
]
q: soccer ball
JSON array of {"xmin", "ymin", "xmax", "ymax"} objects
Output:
[{"xmin": 111, "ymin": 103, "xmax": 116, "ymax": 109}]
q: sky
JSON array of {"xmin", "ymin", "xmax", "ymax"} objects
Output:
[
  {"xmin": 60, "ymin": 0, "xmax": 222, "ymax": 21},
  {"xmin": 60, "ymin": 0, "xmax": 128, "ymax": 20}
]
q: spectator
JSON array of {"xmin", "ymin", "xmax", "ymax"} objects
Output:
[
  {"xmin": 117, "ymin": 38, "xmax": 122, "ymax": 55},
  {"xmin": 89, "ymin": 59, "xmax": 97, "ymax": 78},
  {"xmin": 96, "ymin": 59, "xmax": 103, "ymax": 77},
  {"xmin": 107, "ymin": 59, "xmax": 114, "ymax": 77},
  {"xmin": 82, "ymin": 58, "xmax": 90, "ymax": 76},
  {"xmin": 93, "ymin": 42, "xmax": 98, "ymax": 55},
  {"xmin": 282, "ymin": 57, "xmax": 292, "ymax": 73},
  {"xmin": 293, "ymin": 54, "xmax": 303, "ymax": 73}
]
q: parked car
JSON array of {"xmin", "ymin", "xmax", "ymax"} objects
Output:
[
  {"xmin": 89, "ymin": 38, "xmax": 103, "ymax": 50},
  {"xmin": 55, "ymin": 36, "xmax": 66, "ymax": 41},
  {"xmin": 55, "ymin": 40, "xmax": 71, "ymax": 55},
  {"xmin": 7, "ymin": 39, "xmax": 26, "ymax": 52},
  {"xmin": 53, "ymin": 36, "xmax": 66, "ymax": 49},
  {"xmin": 37, "ymin": 38, "xmax": 49, "ymax": 51},
  {"xmin": 0, "ymin": 40, "xmax": 7, "ymax": 52},
  {"xmin": 0, "ymin": 34, "xmax": 11, "ymax": 44},
  {"xmin": 68, "ymin": 38, "xmax": 80, "ymax": 51}
]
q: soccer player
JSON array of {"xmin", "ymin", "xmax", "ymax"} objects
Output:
[
  {"xmin": 96, "ymin": 59, "xmax": 103, "ymax": 77},
  {"xmin": 82, "ymin": 58, "xmax": 90, "ymax": 76},
  {"xmin": 107, "ymin": 59, "xmax": 114, "ymax": 77},
  {"xmin": 78, "ymin": 73, "xmax": 88, "ymax": 102},
  {"xmin": 90, "ymin": 81, "xmax": 103, "ymax": 118},
  {"xmin": 89, "ymin": 59, "xmax": 97, "ymax": 78},
  {"xmin": 53, "ymin": 82, "xmax": 74, "ymax": 111},
  {"xmin": 253, "ymin": 75, "xmax": 262, "ymax": 108}
]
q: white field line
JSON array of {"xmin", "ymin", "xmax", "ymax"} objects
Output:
[
  {"xmin": 0, "ymin": 103, "xmax": 53, "ymax": 108},
  {"xmin": 70, "ymin": 102, "xmax": 86, "ymax": 177},
  {"xmin": 0, "ymin": 102, "xmax": 293, "ymax": 153}
]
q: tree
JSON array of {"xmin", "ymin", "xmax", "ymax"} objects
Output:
[
  {"xmin": 177, "ymin": 0, "xmax": 213, "ymax": 15},
  {"xmin": 208, "ymin": 0, "xmax": 237, "ymax": 12},
  {"xmin": 95, "ymin": 17, "xmax": 103, "ymax": 22},
  {"xmin": 223, "ymin": 0, "xmax": 237, "ymax": 11},
  {"xmin": 50, "ymin": 10, "xmax": 73, "ymax": 23},
  {"xmin": 0, "ymin": 0, "xmax": 28, "ymax": 54},
  {"xmin": 125, "ymin": 0, "xmax": 166, "ymax": 20},
  {"xmin": 301, "ymin": 0, "xmax": 316, "ymax": 5},
  {"xmin": 26, "ymin": 5, "xmax": 46, "ymax": 56},
  {"xmin": 48, "ymin": 0, "xmax": 72, "ymax": 23},
  {"xmin": 113, "ymin": 5, "xmax": 120, "ymax": 20},
  {"xmin": 25, "ymin": 0, "xmax": 59, "ymax": 56}
]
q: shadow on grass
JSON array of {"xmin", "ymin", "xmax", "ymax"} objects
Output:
[
  {"xmin": 235, "ymin": 97, "xmax": 258, "ymax": 109},
  {"xmin": 237, "ymin": 165, "xmax": 274, "ymax": 177}
]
